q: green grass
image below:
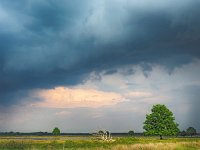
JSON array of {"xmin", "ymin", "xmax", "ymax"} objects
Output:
[{"xmin": 0, "ymin": 136, "xmax": 199, "ymax": 149}]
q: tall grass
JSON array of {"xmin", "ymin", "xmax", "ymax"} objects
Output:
[
  {"xmin": 0, "ymin": 136, "xmax": 199, "ymax": 150},
  {"xmin": 111, "ymin": 142, "xmax": 200, "ymax": 150}
]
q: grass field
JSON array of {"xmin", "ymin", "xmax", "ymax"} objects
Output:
[{"xmin": 0, "ymin": 135, "xmax": 199, "ymax": 150}]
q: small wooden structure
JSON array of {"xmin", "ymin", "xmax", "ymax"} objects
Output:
[{"xmin": 98, "ymin": 130, "xmax": 112, "ymax": 140}]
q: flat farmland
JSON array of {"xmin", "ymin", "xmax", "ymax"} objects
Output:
[{"xmin": 0, "ymin": 135, "xmax": 200, "ymax": 150}]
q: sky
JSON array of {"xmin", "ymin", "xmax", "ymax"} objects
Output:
[{"xmin": 0, "ymin": 0, "xmax": 200, "ymax": 133}]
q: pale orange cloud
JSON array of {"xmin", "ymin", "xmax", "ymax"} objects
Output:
[{"xmin": 31, "ymin": 87, "xmax": 123, "ymax": 108}]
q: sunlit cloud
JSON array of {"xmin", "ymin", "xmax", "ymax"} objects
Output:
[{"xmin": 31, "ymin": 87, "xmax": 123, "ymax": 108}]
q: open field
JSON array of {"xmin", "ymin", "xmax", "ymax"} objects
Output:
[{"xmin": 0, "ymin": 135, "xmax": 200, "ymax": 150}]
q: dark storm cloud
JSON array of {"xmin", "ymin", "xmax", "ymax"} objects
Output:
[{"xmin": 0, "ymin": 0, "xmax": 200, "ymax": 105}]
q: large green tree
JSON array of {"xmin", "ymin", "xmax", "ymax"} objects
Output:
[
  {"xmin": 143, "ymin": 104, "xmax": 179, "ymax": 139},
  {"xmin": 52, "ymin": 127, "xmax": 60, "ymax": 135}
]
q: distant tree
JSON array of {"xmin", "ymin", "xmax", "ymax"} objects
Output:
[
  {"xmin": 128, "ymin": 130, "xmax": 134, "ymax": 136},
  {"xmin": 52, "ymin": 127, "xmax": 60, "ymax": 135},
  {"xmin": 143, "ymin": 104, "xmax": 179, "ymax": 139},
  {"xmin": 180, "ymin": 130, "xmax": 186, "ymax": 136},
  {"xmin": 186, "ymin": 127, "xmax": 197, "ymax": 136}
]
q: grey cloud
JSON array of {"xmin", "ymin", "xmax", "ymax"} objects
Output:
[{"xmin": 0, "ymin": 0, "xmax": 200, "ymax": 105}]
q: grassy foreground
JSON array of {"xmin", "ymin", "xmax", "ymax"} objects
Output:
[{"xmin": 0, "ymin": 136, "xmax": 200, "ymax": 150}]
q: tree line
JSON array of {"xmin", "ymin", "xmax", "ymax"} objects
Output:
[
  {"xmin": 51, "ymin": 104, "xmax": 198, "ymax": 140},
  {"xmin": 0, "ymin": 104, "xmax": 197, "ymax": 139}
]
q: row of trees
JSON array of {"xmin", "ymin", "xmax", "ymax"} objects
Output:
[
  {"xmin": 51, "ymin": 104, "xmax": 197, "ymax": 140},
  {"xmin": 180, "ymin": 127, "xmax": 197, "ymax": 136}
]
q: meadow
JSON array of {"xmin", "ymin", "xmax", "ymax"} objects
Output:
[{"xmin": 0, "ymin": 135, "xmax": 200, "ymax": 150}]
